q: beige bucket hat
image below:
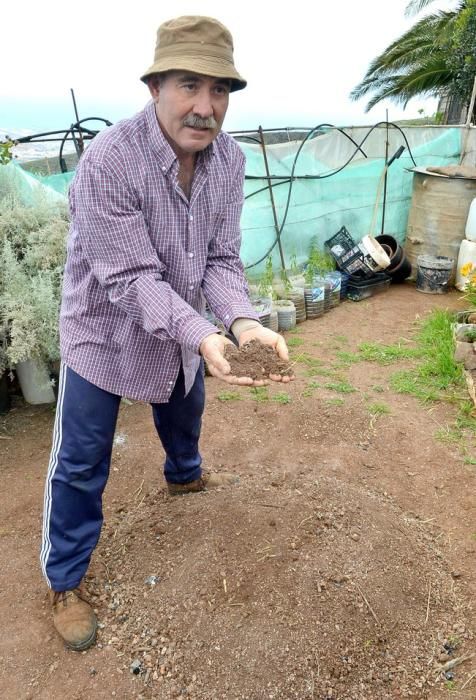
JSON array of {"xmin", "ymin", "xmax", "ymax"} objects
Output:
[{"xmin": 140, "ymin": 15, "xmax": 247, "ymax": 92}]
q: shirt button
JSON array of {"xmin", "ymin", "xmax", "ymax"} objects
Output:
[
  {"xmin": 189, "ymin": 284, "xmax": 194, "ymax": 290},
  {"xmin": 189, "ymin": 215, "xmax": 194, "ymax": 222},
  {"xmin": 188, "ymin": 252, "xmax": 194, "ymax": 259},
  {"xmin": 168, "ymin": 380, "xmax": 173, "ymax": 385},
  {"xmin": 161, "ymin": 166, "xmax": 166, "ymax": 172}
]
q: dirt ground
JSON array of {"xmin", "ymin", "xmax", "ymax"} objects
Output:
[{"xmin": 0, "ymin": 284, "xmax": 475, "ymax": 700}]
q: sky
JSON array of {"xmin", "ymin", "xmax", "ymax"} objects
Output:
[{"xmin": 0, "ymin": 0, "xmax": 448, "ymax": 136}]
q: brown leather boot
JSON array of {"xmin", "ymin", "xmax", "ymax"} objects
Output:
[
  {"xmin": 167, "ymin": 471, "xmax": 240, "ymax": 496},
  {"xmin": 50, "ymin": 588, "xmax": 97, "ymax": 651}
]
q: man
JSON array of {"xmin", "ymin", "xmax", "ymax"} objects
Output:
[{"xmin": 41, "ymin": 16, "xmax": 291, "ymax": 652}]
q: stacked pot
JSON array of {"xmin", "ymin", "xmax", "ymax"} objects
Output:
[{"xmin": 375, "ymin": 234, "xmax": 412, "ymax": 282}]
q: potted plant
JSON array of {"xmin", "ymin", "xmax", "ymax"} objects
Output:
[{"xmin": 0, "ymin": 179, "xmax": 68, "ymax": 403}]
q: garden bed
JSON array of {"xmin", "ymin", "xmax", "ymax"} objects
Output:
[{"xmin": 0, "ymin": 285, "xmax": 475, "ymax": 699}]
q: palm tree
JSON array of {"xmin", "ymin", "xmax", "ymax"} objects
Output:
[{"xmin": 350, "ymin": 0, "xmax": 475, "ymax": 119}]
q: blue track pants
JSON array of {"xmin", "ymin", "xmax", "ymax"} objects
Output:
[{"xmin": 41, "ymin": 363, "xmax": 204, "ymax": 591}]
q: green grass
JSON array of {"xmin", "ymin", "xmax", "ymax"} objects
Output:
[
  {"xmin": 372, "ymin": 385, "xmax": 385, "ymax": 393},
  {"xmin": 292, "ymin": 352, "xmax": 333, "ymax": 378},
  {"xmin": 325, "ymin": 398, "xmax": 345, "ymax": 406},
  {"xmin": 334, "ymin": 350, "xmax": 360, "ymax": 367},
  {"xmin": 286, "ymin": 336, "xmax": 305, "ymax": 347},
  {"xmin": 390, "ymin": 311, "xmax": 467, "ymax": 403},
  {"xmin": 306, "ymin": 366, "xmax": 335, "ymax": 378},
  {"xmin": 217, "ymin": 390, "xmax": 242, "ymax": 402},
  {"xmin": 368, "ymin": 402, "xmax": 391, "ymax": 417},
  {"xmin": 388, "ymin": 310, "xmax": 476, "ymax": 457},
  {"xmin": 434, "ymin": 426, "xmax": 461, "ymax": 445},
  {"xmin": 292, "ymin": 352, "xmax": 323, "ymax": 367},
  {"xmin": 301, "ymin": 380, "xmax": 320, "ymax": 399},
  {"xmin": 324, "ymin": 379, "xmax": 356, "ymax": 393},
  {"xmin": 272, "ymin": 392, "xmax": 292, "ymax": 404},
  {"xmin": 250, "ymin": 387, "xmax": 269, "ymax": 402},
  {"xmin": 357, "ymin": 340, "xmax": 423, "ymax": 365}
]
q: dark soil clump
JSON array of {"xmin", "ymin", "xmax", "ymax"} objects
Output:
[{"xmin": 224, "ymin": 339, "xmax": 292, "ymax": 379}]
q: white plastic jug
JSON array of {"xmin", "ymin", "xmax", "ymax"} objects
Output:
[
  {"xmin": 465, "ymin": 197, "xmax": 476, "ymax": 241},
  {"xmin": 456, "ymin": 238, "xmax": 476, "ymax": 290}
]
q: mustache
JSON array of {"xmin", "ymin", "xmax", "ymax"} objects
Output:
[{"xmin": 183, "ymin": 114, "xmax": 218, "ymax": 129}]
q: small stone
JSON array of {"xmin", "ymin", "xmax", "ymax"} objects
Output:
[
  {"xmin": 130, "ymin": 659, "xmax": 142, "ymax": 675},
  {"xmin": 451, "ymin": 571, "xmax": 462, "ymax": 579},
  {"xmin": 351, "ymin": 533, "xmax": 360, "ymax": 542}
]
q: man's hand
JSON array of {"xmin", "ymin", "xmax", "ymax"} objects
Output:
[
  {"xmin": 199, "ymin": 333, "xmax": 268, "ymax": 386},
  {"xmin": 238, "ymin": 326, "xmax": 293, "ymax": 383}
]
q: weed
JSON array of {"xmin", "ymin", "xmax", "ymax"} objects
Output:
[
  {"xmin": 372, "ymin": 385, "xmax": 385, "ymax": 393},
  {"xmin": 444, "ymin": 679, "xmax": 456, "ymax": 690},
  {"xmin": 434, "ymin": 426, "xmax": 461, "ymax": 444},
  {"xmin": 334, "ymin": 335, "xmax": 348, "ymax": 344},
  {"xmin": 302, "ymin": 381, "xmax": 320, "ymax": 399},
  {"xmin": 250, "ymin": 387, "xmax": 269, "ymax": 402},
  {"xmin": 217, "ymin": 390, "xmax": 242, "ymax": 402},
  {"xmin": 272, "ymin": 392, "xmax": 291, "ymax": 404},
  {"xmin": 306, "ymin": 366, "xmax": 335, "ymax": 378},
  {"xmin": 292, "ymin": 351, "xmax": 322, "ymax": 366},
  {"xmin": 387, "ymin": 310, "xmax": 476, "ymax": 459},
  {"xmin": 325, "ymin": 379, "xmax": 356, "ymax": 393},
  {"xmin": 325, "ymin": 398, "xmax": 345, "ymax": 406},
  {"xmin": 334, "ymin": 350, "xmax": 360, "ymax": 367},
  {"xmin": 358, "ymin": 340, "xmax": 422, "ymax": 365},
  {"xmin": 293, "ymin": 352, "xmax": 329, "ymax": 377},
  {"xmin": 287, "ymin": 336, "xmax": 305, "ymax": 347},
  {"xmin": 368, "ymin": 402, "xmax": 391, "ymax": 416}
]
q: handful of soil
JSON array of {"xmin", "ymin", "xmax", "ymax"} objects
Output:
[{"xmin": 224, "ymin": 339, "xmax": 293, "ymax": 380}]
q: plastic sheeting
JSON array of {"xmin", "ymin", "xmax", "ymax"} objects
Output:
[
  {"xmin": 239, "ymin": 126, "xmax": 461, "ymax": 273},
  {"xmin": 4, "ymin": 126, "xmax": 463, "ymax": 275}
]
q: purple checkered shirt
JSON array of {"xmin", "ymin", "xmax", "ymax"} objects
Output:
[{"xmin": 60, "ymin": 100, "xmax": 258, "ymax": 402}]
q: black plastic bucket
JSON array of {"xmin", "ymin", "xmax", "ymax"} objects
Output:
[{"xmin": 415, "ymin": 255, "xmax": 454, "ymax": 294}]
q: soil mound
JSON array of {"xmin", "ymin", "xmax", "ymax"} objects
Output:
[{"xmin": 88, "ymin": 473, "xmax": 468, "ymax": 699}]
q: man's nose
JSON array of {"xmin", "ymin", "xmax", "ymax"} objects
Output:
[{"xmin": 192, "ymin": 89, "xmax": 213, "ymax": 117}]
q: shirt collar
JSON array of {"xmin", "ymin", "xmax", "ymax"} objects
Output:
[{"xmin": 144, "ymin": 100, "xmax": 216, "ymax": 173}]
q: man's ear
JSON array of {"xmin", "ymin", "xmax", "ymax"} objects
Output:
[{"xmin": 147, "ymin": 76, "xmax": 161, "ymax": 100}]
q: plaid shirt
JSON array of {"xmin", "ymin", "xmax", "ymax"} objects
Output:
[{"xmin": 60, "ymin": 100, "xmax": 258, "ymax": 402}]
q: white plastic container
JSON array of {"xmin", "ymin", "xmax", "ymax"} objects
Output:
[
  {"xmin": 456, "ymin": 239, "xmax": 476, "ymax": 290},
  {"xmin": 465, "ymin": 197, "xmax": 476, "ymax": 242},
  {"xmin": 16, "ymin": 359, "xmax": 55, "ymax": 404},
  {"xmin": 338, "ymin": 235, "xmax": 391, "ymax": 277}
]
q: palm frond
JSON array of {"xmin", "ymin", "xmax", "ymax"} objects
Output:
[{"xmin": 405, "ymin": 0, "xmax": 439, "ymax": 18}]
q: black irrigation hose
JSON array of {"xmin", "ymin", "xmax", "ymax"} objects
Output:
[
  {"xmin": 243, "ymin": 121, "xmax": 419, "ymax": 270},
  {"xmin": 58, "ymin": 117, "xmax": 112, "ymax": 172}
]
